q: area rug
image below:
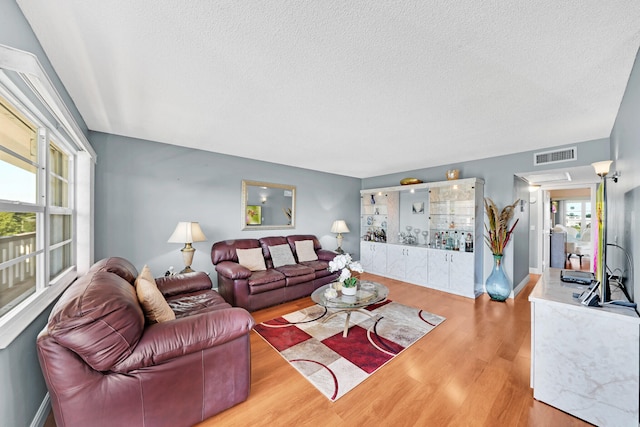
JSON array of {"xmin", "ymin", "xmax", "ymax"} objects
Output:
[{"xmin": 253, "ymin": 300, "xmax": 445, "ymax": 401}]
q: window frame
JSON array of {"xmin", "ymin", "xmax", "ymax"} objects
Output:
[{"xmin": 0, "ymin": 58, "xmax": 88, "ymax": 348}]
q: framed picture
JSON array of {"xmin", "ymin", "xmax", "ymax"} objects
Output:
[
  {"xmin": 412, "ymin": 202, "xmax": 424, "ymax": 214},
  {"xmin": 246, "ymin": 205, "xmax": 262, "ymax": 225}
]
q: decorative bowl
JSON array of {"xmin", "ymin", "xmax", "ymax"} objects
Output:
[
  {"xmin": 446, "ymin": 169, "xmax": 460, "ymax": 180},
  {"xmin": 400, "ymin": 177, "xmax": 423, "ymax": 185}
]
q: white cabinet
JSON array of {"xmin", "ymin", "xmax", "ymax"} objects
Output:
[
  {"xmin": 427, "ymin": 249, "xmax": 477, "ymax": 298},
  {"xmin": 530, "ymin": 271, "xmax": 640, "ymax": 427},
  {"xmin": 360, "ymin": 178, "xmax": 484, "ymax": 299},
  {"xmin": 360, "ymin": 241, "xmax": 387, "ymax": 275},
  {"xmin": 386, "ymin": 244, "xmax": 428, "ymax": 285}
]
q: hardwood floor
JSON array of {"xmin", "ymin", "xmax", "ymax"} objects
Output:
[
  {"xmin": 565, "ymin": 255, "xmax": 591, "ymax": 272},
  {"xmin": 195, "ymin": 273, "xmax": 590, "ymax": 427}
]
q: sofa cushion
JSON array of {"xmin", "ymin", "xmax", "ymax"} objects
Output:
[
  {"xmin": 166, "ymin": 289, "xmax": 232, "ymax": 318},
  {"xmin": 275, "ymin": 263, "xmax": 315, "ymax": 278},
  {"xmin": 211, "ymin": 238, "xmax": 261, "ymax": 264},
  {"xmin": 247, "ymin": 270, "xmax": 286, "ymax": 295},
  {"xmin": 269, "ymin": 244, "xmax": 296, "ymax": 267},
  {"xmin": 88, "ymin": 256, "xmax": 138, "ymax": 284},
  {"xmin": 300, "ymin": 259, "xmax": 331, "ymax": 274},
  {"xmin": 295, "ymin": 240, "xmax": 318, "ymax": 262},
  {"xmin": 47, "ymin": 270, "xmax": 145, "ymax": 371},
  {"xmin": 135, "ymin": 265, "xmax": 176, "ymax": 323},
  {"xmin": 236, "ymin": 248, "xmax": 267, "ymax": 271}
]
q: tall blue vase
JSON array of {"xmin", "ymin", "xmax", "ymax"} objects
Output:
[{"xmin": 486, "ymin": 255, "xmax": 511, "ymax": 301}]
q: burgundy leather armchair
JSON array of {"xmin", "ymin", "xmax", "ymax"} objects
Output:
[{"xmin": 37, "ymin": 257, "xmax": 255, "ymax": 427}]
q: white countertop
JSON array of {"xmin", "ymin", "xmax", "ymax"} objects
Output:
[{"xmin": 529, "ymin": 268, "xmax": 640, "ymax": 322}]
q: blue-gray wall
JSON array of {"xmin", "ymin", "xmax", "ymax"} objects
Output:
[
  {"xmin": 362, "ymin": 138, "xmax": 610, "ymax": 288},
  {"xmin": 90, "ymin": 131, "xmax": 361, "ymax": 283},
  {"xmin": 0, "ymin": 1, "xmax": 89, "ymax": 426},
  {"xmin": 610, "ymin": 46, "xmax": 640, "ymax": 302}
]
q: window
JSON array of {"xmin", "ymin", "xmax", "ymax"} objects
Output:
[
  {"xmin": 0, "ymin": 91, "xmax": 75, "ymax": 318},
  {"xmin": 564, "ymin": 199, "xmax": 591, "ymax": 236}
]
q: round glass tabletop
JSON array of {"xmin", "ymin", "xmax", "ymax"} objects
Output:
[{"xmin": 311, "ymin": 280, "xmax": 388, "ymax": 309}]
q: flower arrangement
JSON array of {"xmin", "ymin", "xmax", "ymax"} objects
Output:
[
  {"xmin": 484, "ymin": 198, "xmax": 520, "ymax": 256},
  {"xmin": 328, "ymin": 253, "xmax": 363, "ymax": 288}
]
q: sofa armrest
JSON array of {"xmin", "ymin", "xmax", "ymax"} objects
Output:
[
  {"xmin": 112, "ymin": 307, "xmax": 255, "ymax": 372},
  {"xmin": 317, "ymin": 249, "xmax": 337, "ymax": 262},
  {"xmin": 216, "ymin": 261, "xmax": 252, "ymax": 280},
  {"xmin": 155, "ymin": 271, "xmax": 212, "ymax": 297}
]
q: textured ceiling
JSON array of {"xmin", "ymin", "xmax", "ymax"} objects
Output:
[{"xmin": 16, "ymin": 1, "xmax": 640, "ymax": 178}]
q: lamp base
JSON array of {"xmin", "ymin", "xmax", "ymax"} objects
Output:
[
  {"xmin": 335, "ymin": 247, "xmax": 345, "ymax": 254},
  {"xmin": 180, "ymin": 266, "xmax": 195, "ymax": 274}
]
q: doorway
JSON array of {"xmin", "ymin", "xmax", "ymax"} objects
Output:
[{"xmin": 516, "ymin": 165, "xmax": 599, "ymax": 275}]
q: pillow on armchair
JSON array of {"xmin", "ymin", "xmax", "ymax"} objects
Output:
[{"xmin": 135, "ymin": 265, "xmax": 176, "ymax": 323}]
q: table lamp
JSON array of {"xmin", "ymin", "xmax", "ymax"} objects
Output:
[
  {"xmin": 168, "ymin": 222, "xmax": 207, "ymax": 273},
  {"xmin": 331, "ymin": 220, "xmax": 350, "ymax": 254}
]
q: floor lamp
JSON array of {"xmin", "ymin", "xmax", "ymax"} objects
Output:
[{"xmin": 592, "ymin": 160, "xmax": 618, "ymax": 303}]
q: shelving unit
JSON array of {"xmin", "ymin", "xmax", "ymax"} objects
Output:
[
  {"xmin": 360, "ymin": 191, "xmax": 389, "ymax": 242},
  {"xmin": 359, "ymin": 177, "xmax": 484, "ymax": 298}
]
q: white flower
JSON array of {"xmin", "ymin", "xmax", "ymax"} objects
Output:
[
  {"xmin": 338, "ymin": 268, "xmax": 351, "ymax": 282},
  {"xmin": 349, "ymin": 261, "xmax": 363, "ymax": 274}
]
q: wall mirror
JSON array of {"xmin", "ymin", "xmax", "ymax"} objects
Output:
[{"xmin": 241, "ymin": 180, "xmax": 296, "ymax": 230}]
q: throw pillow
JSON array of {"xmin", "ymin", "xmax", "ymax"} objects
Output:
[
  {"xmin": 269, "ymin": 244, "xmax": 296, "ymax": 268},
  {"xmin": 295, "ymin": 240, "xmax": 318, "ymax": 262},
  {"xmin": 236, "ymin": 247, "xmax": 267, "ymax": 271},
  {"xmin": 135, "ymin": 265, "xmax": 176, "ymax": 323}
]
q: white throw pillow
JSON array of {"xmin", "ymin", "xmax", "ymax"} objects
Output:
[
  {"xmin": 236, "ymin": 247, "xmax": 267, "ymax": 271},
  {"xmin": 269, "ymin": 244, "xmax": 296, "ymax": 267},
  {"xmin": 135, "ymin": 265, "xmax": 175, "ymax": 323},
  {"xmin": 295, "ymin": 240, "xmax": 318, "ymax": 262}
]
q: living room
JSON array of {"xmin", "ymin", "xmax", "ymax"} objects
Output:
[{"xmin": 1, "ymin": 1, "xmax": 640, "ymax": 426}]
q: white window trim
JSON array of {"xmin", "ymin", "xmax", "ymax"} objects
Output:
[
  {"xmin": 0, "ymin": 44, "xmax": 95, "ymax": 348},
  {"xmin": 0, "ymin": 269, "xmax": 75, "ymax": 349}
]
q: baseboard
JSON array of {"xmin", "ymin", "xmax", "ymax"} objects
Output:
[
  {"xmin": 30, "ymin": 392, "xmax": 50, "ymax": 427},
  {"xmin": 512, "ymin": 276, "xmax": 530, "ymax": 298},
  {"xmin": 529, "ymin": 267, "xmax": 541, "ymax": 274}
]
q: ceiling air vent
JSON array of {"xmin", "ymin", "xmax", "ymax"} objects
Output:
[{"xmin": 534, "ymin": 146, "xmax": 577, "ymax": 166}]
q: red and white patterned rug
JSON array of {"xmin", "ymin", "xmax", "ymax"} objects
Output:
[{"xmin": 254, "ymin": 300, "xmax": 445, "ymax": 401}]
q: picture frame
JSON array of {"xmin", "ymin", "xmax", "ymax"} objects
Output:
[{"xmin": 246, "ymin": 205, "xmax": 262, "ymax": 225}]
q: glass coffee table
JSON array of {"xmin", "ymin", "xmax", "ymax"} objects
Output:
[{"xmin": 310, "ymin": 280, "xmax": 389, "ymax": 337}]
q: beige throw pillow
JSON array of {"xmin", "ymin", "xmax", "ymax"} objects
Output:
[
  {"xmin": 295, "ymin": 240, "xmax": 318, "ymax": 262},
  {"xmin": 135, "ymin": 265, "xmax": 175, "ymax": 323},
  {"xmin": 236, "ymin": 247, "xmax": 267, "ymax": 271},
  {"xmin": 269, "ymin": 244, "xmax": 296, "ymax": 268}
]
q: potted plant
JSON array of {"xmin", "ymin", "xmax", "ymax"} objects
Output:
[
  {"xmin": 329, "ymin": 253, "xmax": 363, "ymax": 296},
  {"xmin": 484, "ymin": 198, "xmax": 520, "ymax": 301}
]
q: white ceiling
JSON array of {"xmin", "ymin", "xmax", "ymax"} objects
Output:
[{"xmin": 16, "ymin": 1, "xmax": 640, "ymax": 178}]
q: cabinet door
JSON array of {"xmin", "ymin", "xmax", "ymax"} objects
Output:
[
  {"xmin": 427, "ymin": 250, "xmax": 449, "ymax": 290},
  {"xmin": 360, "ymin": 242, "xmax": 373, "ymax": 272},
  {"xmin": 448, "ymin": 251, "xmax": 475, "ymax": 297},
  {"xmin": 386, "ymin": 245, "xmax": 406, "ymax": 279},
  {"xmin": 405, "ymin": 246, "xmax": 428, "ymax": 285},
  {"xmin": 370, "ymin": 243, "xmax": 387, "ymax": 275}
]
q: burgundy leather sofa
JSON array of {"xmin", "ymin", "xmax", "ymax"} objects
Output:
[
  {"xmin": 37, "ymin": 257, "xmax": 255, "ymax": 427},
  {"xmin": 211, "ymin": 234, "xmax": 339, "ymax": 311}
]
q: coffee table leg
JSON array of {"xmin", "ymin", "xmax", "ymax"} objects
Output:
[
  {"xmin": 324, "ymin": 308, "xmax": 376, "ymax": 338},
  {"xmin": 343, "ymin": 312, "xmax": 352, "ymax": 337}
]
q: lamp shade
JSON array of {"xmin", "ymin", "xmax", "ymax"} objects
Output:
[
  {"xmin": 168, "ymin": 222, "xmax": 207, "ymax": 243},
  {"xmin": 331, "ymin": 220, "xmax": 350, "ymax": 234},
  {"xmin": 591, "ymin": 160, "xmax": 613, "ymax": 177}
]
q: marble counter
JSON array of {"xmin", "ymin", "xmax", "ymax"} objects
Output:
[{"xmin": 529, "ymin": 269, "xmax": 640, "ymax": 426}]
